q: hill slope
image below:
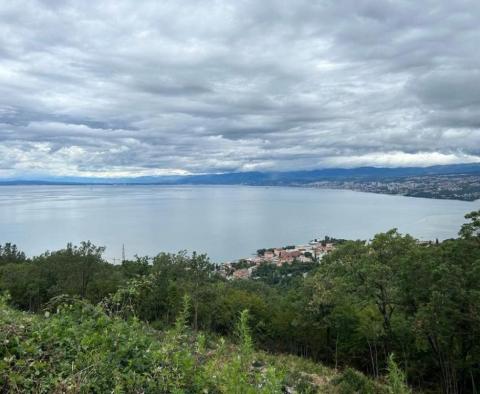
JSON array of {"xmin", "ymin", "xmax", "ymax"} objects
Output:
[{"xmin": 0, "ymin": 295, "xmax": 397, "ymax": 393}]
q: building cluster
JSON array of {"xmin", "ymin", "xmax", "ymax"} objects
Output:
[
  {"xmin": 308, "ymin": 174, "xmax": 480, "ymax": 201},
  {"xmin": 219, "ymin": 238, "xmax": 336, "ymax": 280}
]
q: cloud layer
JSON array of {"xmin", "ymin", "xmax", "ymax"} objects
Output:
[{"xmin": 1, "ymin": 0, "xmax": 479, "ymax": 177}]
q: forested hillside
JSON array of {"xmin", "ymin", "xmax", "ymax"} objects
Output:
[{"xmin": 1, "ymin": 210, "xmax": 480, "ymax": 393}]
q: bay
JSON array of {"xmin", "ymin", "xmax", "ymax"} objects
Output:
[{"xmin": 0, "ymin": 185, "xmax": 478, "ymax": 263}]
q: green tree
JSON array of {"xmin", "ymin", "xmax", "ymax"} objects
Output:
[
  {"xmin": 0, "ymin": 243, "xmax": 26, "ymax": 265},
  {"xmin": 459, "ymin": 210, "xmax": 480, "ymax": 240}
]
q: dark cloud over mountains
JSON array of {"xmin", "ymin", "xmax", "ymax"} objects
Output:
[{"xmin": 0, "ymin": 0, "xmax": 479, "ymax": 177}]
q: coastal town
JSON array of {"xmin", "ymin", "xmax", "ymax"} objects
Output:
[
  {"xmin": 219, "ymin": 237, "xmax": 339, "ymax": 280},
  {"xmin": 307, "ymin": 174, "xmax": 480, "ymax": 201}
]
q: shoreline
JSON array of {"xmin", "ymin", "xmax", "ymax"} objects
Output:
[{"xmin": 1, "ymin": 181, "xmax": 479, "ymax": 202}]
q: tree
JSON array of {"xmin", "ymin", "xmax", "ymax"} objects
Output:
[
  {"xmin": 65, "ymin": 241, "xmax": 106, "ymax": 298},
  {"xmin": 0, "ymin": 243, "xmax": 26, "ymax": 265},
  {"xmin": 459, "ymin": 210, "xmax": 480, "ymax": 240},
  {"xmin": 121, "ymin": 256, "xmax": 151, "ymax": 278},
  {"xmin": 185, "ymin": 252, "xmax": 213, "ymax": 330}
]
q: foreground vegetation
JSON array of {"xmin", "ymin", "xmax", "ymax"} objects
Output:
[
  {"xmin": 1, "ymin": 210, "xmax": 479, "ymax": 393},
  {"xmin": 1, "ymin": 293, "xmax": 405, "ymax": 393}
]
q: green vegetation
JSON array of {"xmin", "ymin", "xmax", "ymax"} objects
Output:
[
  {"xmin": 253, "ymin": 261, "xmax": 315, "ymax": 286},
  {"xmin": 1, "ymin": 292, "xmax": 386, "ymax": 393},
  {"xmin": 231, "ymin": 259, "xmax": 256, "ymax": 270},
  {"xmin": 1, "ymin": 210, "xmax": 480, "ymax": 393}
]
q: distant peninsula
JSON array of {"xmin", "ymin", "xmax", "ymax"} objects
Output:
[{"xmin": 2, "ymin": 163, "xmax": 480, "ymax": 201}]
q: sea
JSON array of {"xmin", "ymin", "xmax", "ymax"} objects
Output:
[{"xmin": 0, "ymin": 185, "xmax": 478, "ymax": 263}]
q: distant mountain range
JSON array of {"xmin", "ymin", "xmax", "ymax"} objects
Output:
[{"xmin": 2, "ymin": 163, "xmax": 480, "ymax": 186}]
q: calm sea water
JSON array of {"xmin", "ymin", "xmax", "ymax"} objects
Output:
[{"xmin": 0, "ymin": 185, "xmax": 478, "ymax": 263}]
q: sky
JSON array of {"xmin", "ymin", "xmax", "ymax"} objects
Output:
[{"xmin": 1, "ymin": 0, "xmax": 480, "ymax": 178}]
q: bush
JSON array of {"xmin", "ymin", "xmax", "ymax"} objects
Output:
[
  {"xmin": 386, "ymin": 354, "xmax": 411, "ymax": 394},
  {"xmin": 334, "ymin": 368, "xmax": 383, "ymax": 394}
]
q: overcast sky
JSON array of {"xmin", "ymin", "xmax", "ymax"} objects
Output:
[{"xmin": 1, "ymin": 0, "xmax": 479, "ymax": 178}]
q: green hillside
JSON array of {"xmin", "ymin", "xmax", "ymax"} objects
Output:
[{"xmin": 0, "ymin": 294, "xmax": 400, "ymax": 393}]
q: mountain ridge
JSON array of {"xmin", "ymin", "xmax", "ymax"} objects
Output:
[{"xmin": 2, "ymin": 162, "xmax": 480, "ymax": 186}]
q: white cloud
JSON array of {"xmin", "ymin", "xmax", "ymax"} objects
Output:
[{"xmin": 323, "ymin": 151, "xmax": 480, "ymax": 168}]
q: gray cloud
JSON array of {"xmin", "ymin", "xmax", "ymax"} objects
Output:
[{"xmin": 0, "ymin": 0, "xmax": 479, "ymax": 177}]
